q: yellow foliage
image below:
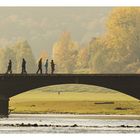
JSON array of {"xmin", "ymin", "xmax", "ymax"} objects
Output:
[
  {"xmin": 106, "ymin": 7, "xmax": 140, "ymax": 49},
  {"xmin": 39, "ymin": 50, "xmax": 48, "ymax": 62},
  {"xmin": 52, "ymin": 32, "xmax": 79, "ymax": 73}
]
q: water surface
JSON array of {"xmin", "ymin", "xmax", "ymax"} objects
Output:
[{"xmin": 0, "ymin": 114, "xmax": 140, "ymax": 133}]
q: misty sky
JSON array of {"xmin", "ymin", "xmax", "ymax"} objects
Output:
[{"xmin": 0, "ymin": 7, "xmax": 112, "ymax": 58}]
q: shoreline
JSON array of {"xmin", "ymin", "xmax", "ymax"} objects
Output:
[
  {"xmin": 1, "ymin": 123, "xmax": 140, "ymax": 128},
  {"xmin": 8, "ymin": 113, "xmax": 140, "ymax": 120}
]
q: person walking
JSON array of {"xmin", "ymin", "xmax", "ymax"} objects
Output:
[
  {"xmin": 6, "ymin": 59, "xmax": 12, "ymax": 74},
  {"xmin": 36, "ymin": 58, "xmax": 43, "ymax": 74},
  {"xmin": 21, "ymin": 58, "xmax": 27, "ymax": 74},
  {"xmin": 50, "ymin": 60, "xmax": 55, "ymax": 74},
  {"xmin": 44, "ymin": 59, "xmax": 48, "ymax": 74}
]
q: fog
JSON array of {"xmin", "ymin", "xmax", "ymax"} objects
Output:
[{"xmin": 0, "ymin": 7, "xmax": 112, "ymax": 58}]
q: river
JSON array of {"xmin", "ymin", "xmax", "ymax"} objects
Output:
[{"xmin": 0, "ymin": 114, "xmax": 140, "ymax": 133}]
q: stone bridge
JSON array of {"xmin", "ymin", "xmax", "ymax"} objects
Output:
[{"xmin": 0, "ymin": 74, "xmax": 140, "ymax": 117}]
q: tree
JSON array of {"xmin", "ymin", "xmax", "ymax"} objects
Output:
[
  {"xmin": 52, "ymin": 32, "xmax": 79, "ymax": 73},
  {"xmin": 38, "ymin": 50, "xmax": 48, "ymax": 63},
  {"xmin": 90, "ymin": 8, "xmax": 140, "ymax": 73},
  {"xmin": 88, "ymin": 37, "xmax": 106, "ymax": 72},
  {"xmin": 106, "ymin": 8, "xmax": 140, "ymax": 72},
  {"xmin": 0, "ymin": 46, "xmax": 16, "ymax": 73},
  {"xmin": 76, "ymin": 46, "xmax": 89, "ymax": 69},
  {"xmin": 13, "ymin": 40, "xmax": 36, "ymax": 73},
  {"xmin": 0, "ymin": 40, "xmax": 36, "ymax": 73}
]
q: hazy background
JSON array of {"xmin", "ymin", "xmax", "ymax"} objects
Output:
[
  {"xmin": 0, "ymin": 7, "xmax": 111, "ymax": 58},
  {"xmin": 0, "ymin": 7, "xmax": 139, "ymax": 74}
]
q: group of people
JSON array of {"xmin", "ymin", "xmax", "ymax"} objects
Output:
[
  {"xmin": 36, "ymin": 58, "xmax": 55, "ymax": 74},
  {"xmin": 6, "ymin": 58, "xmax": 56, "ymax": 74}
]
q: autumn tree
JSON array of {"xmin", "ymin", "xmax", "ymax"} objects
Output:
[
  {"xmin": 90, "ymin": 7, "xmax": 140, "ymax": 73},
  {"xmin": 38, "ymin": 50, "xmax": 48, "ymax": 63},
  {"xmin": 13, "ymin": 40, "xmax": 36, "ymax": 73},
  {"xmin": 52, "ymin": 32, "xmax": 79, "ymax": 73},
  {"xmin": 0, "ymin": 40, "xmax": 36, "ymax": 73},
  {"xmin": 76, "ymin": 46, "xmax": 90, "ymax": 69},
  {"xmin": 105, "ymin": 8, "xmax": 140, "ymax": 73},
  {"xmin": 0, "ymin": 46, "xmax": 17, "ymax": 73}
]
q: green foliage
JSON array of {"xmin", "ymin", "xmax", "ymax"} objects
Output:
[
  {"xmin": 0, "ymin": 39, "xmax": 36, "ymax": 73},
  {"xmin": 13, "ymin": 40, "xmax": 36, "ymax": 73},
  {"xmin": 0, "ymin": 47, "xmax": 16, "ymax": 73}
]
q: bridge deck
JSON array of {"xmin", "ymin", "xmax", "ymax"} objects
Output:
[{"xmin": 0, "ymin": 73, "xmax": 140, "ymax": 77}]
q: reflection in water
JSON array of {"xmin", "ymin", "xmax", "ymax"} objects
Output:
[{"xmin": 0, "ymin": 114, "xmax": 140, "ymax": 133}]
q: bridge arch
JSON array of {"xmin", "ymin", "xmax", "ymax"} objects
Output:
[
  {"xmin": 0, "ymin": 74, "xmax": 140, "ymax": 117},
  {"xmin": 10, "ymin": 83, "xmax": 137, "ymax": 101},
  {"xmin": 3, "ymin": 81, "xmax": 138, "ymax": 102}
]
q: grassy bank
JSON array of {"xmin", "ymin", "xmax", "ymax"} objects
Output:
[{"xmin": 9, "ymin": 85, "xmax": 140, "ymax": 114}]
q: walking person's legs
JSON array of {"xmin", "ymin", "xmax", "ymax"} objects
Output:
[
  {"xmin": 36, "ymin": 68, "xmax": 39, "ymax": 74},
  {"xmin": 6, "ymin": 69, "xmax": 9, "ymax": 74},
  {"xmin": 6, "ymin": 68, "xmax": 10, "ymax": 74},
  {"xmin": 21, "ymin": 68, "xmax": 23, "ymax": 74},
  {"xmin": 40, "ymin": 68, "xmax": 42, "ymax": 74},
  {"xmin": 25, "ymin": 69, "xmax": 27, "ymax": 74},
  {"xmin": 51, "ymin": 68, "xmax": 54, "ymax": 74},
  {"xmin": 45, "ymin": 68, "xmax": 48, "ymax": 74},
  {"xmin": 10, "ymin": 70, "xmax": 12, "ymax": 74}
]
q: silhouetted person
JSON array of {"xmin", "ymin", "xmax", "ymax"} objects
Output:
[
  {"xmin": 6, "ymin": 59, "xmax": 12, "ymax": 74},
  {"xmin": 21, "ymin": 58, "xmax": 27, "ymax": 74},
  {"xmin": 44, "ymin": 59, "xmax": 48, "ymax": 74},
  {"xmin": 50, "ymin": 60, "xmax": 55, "ymax": 74},
  {"xmin": 36, "ymin": 58, "xmax": 42, "ymax": 74}
]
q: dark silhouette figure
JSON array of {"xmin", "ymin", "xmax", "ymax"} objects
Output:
[
  {"xmin": 44, "ymin": 59, "xmax": 48, "ymax": 74},
  {"xmin": 21, "ymin": 58, "xmax": 27, "ymax": 74},
  {"xmin": 6, "ymin": 60, "xmax": 12, "ymax": 74},
  {"xmin": 36, "ymin": 58, "xmax": 43, "ymax": 74},
  {"xmin": 50, "ymin": 60, "xmax": 55, "ymax": 74}
]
